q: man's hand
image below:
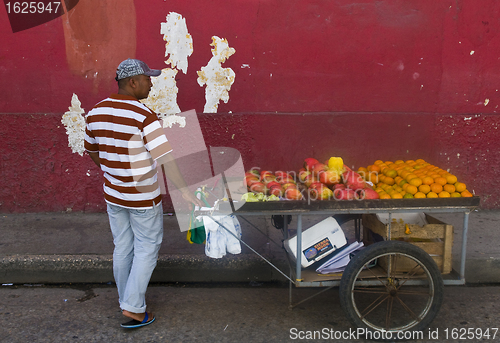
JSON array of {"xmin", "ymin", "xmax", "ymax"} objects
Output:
[{"xmin": 181, "ymin": 190, "xmax": 205, "ymax": 209}]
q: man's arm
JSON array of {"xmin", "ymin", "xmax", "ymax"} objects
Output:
[
  {"xmin": 157, "ymin": 153, "xmax": 204, "ymax": 207},
  {"xmin": 88, "ymin": 151, "xmax": 101, "ymax": 167}
]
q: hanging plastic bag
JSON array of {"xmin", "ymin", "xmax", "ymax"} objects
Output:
[
  {"xmin": 187, "ymin": 215, "xmax": 207, "ymax": 244},
  {"xmin": 203, "ymin": 214, "xmax": 242, "ymax": 259},
  {"xmin": 186, "ymin": 189, "xmax": 211, "ymax": 244}
]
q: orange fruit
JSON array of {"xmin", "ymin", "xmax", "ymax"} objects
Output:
[
  {"xmin": 434, "ymin": 177, "xmax": 447, "ymax": 186},
  {"xmin": 391, "ymin": 192, "xmax": 403, "ymax": 199},
  {"xmin": 358, "ymin": 167, "xmax": 368, "ymax": 174},
  {"xmin": 384, "ymin": 169, "xmax": 398, "ymax": 178},
  {"xmin": 415, "ymin": 159, "xmax": 426, "ymax": 164},
  {"xmin": 454, "ymin": 182, "xmax": 466, "ymax": 192},
  {"xmin": 461, "ymin": 190, "xmax": 473, "ymax": 197},
  {"xmin": 369, "ymin": 173, "xmax": 379, "ymax": 184},
  {"xmin": 409, "ymin": 177, "xmax": 423, "ymax": 187},
  {"xmin": 379, "ymin": 192, "xmax": 391, "ymax": 199},
  {"xmin": 400, "ymin": 170, "xmax": 411, "ymax": 179},
  {"xmin": 427, "ymin": 192, "xmax": 438, "ymax": 198},
  {"xmin": 430, "ymin": 183, "xmax": 443, "ymax": 194},
  {"xmin": 438, "ymin": 191, "xmax": 451, "ymax": 198},
  {"xmin": 368, "ymin": 164, "xmax": 381, "ymax": 173},
  {"xmin": 405, "ymin": 174, "xmax": 418, "ymax": 182},
  {"xmin": 445, "ymin": 174, "xmax": 458, "ymax": 184},
  {"xmin": 399, "ymin": 180, "xmax": 408, "ymax": 187},
  {"xmin": 383, "ymin": 176, "xmax": 395, "ymax": 186},
  {"xmin": 443, "ymin": 184, "xmax": 456, "ymax": 193},
  {"xmin": 414, "ymin": 192, "xmax": 426, "ymax": 198},
  {"xmin": 395, "ymin": 160, "xmax": 405, "ymax": 164},
  {"xmin": 405, "ymin": 184, "xmax": 418, "ymax": 195},
  {"xmin": 418, "ymin": 184, "xmax": 431, "ymax": 194},
  {"xmin": 422, "ymin": 176, "xmax": 434, "ymax": 185},
  {"xmin": 374, "ymin": 160, "xmax": 384, "ymax": 165},
  {"xmin": 451, "ymin": 192, "xmax": 461, "ymax": 197},
  {"xmin": 403, "ymin": 193, "xmax": 414, "ymax": 198},
  {"xmin": 394, "ymin": 176, "xmax": 403, "ymax": 184}
]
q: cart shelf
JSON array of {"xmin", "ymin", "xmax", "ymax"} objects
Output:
[{"xmin": 216, "ymin": 196, "xmax": 480, "ymax": 287}]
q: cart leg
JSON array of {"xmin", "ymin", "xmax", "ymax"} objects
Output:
[
  {"xmin": 460, "ymin": 211, "xmax": 470, "ymax": 282},
  {"xmin": 289, "ymin": 263, "xmax": 293, "ymax": 309},
  {"xmin": 295, "ymin": 214, "xmax": 302, "ymax": 282}
]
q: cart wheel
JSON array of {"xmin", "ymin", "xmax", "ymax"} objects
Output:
[{"xmin": 339, "ymin": 240, "xmax": 444, "ymax": 336}]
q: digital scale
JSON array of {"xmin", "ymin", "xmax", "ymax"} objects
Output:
[{"xmin": 284, "ymin": 217, "xmax": 347, "ymax": 268}]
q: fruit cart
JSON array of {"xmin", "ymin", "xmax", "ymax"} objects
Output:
[{"xmin": 196, "ymin": 195, "xmax": 480, "ymax": 334}]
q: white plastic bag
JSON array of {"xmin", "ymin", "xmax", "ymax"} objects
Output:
[{"xmin": 203, "ymin": 214, "xmax": 242, "ymax": 258}]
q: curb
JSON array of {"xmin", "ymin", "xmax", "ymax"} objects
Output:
[{"xmin": 0, "ymin": 254, "xmax": 289, "ymax": 284}]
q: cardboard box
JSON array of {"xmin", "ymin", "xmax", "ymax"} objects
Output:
[{"xmin": 362, "ymin": 213, "xmax": 453, "ymax": 274}]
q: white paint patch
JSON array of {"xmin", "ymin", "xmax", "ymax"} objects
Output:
[
  {"xmin": 396, "ymin": 60, "xmax": 404, "ymax": 71},
  {"xmin": 61, "ymin": 94, "xmax": 86, "ymax": 156},
  {"xmin": 141, "ymin": 12, "xmax": 194, "ymax": 127},
  {"xmin": 413, "ymin": 72, "xmax": 420, "ymax": 80},
  {"xmin": 162, "ymin": 114, "xmax": 186, "ymax": 128},
  {"xmin": 464, "ymin": 117, "xmax": 472, "ymax": 121},
  {"xmin": 142, "ymin": 68, "xmax": 181, "ymax": 118},
  {"xmin": 197, "ymin": 36, "xmax": 236, "ymax": 113},
  {"xmin": 484, "ymin": 98, "xmax": 490, "ymax": 106},
  {"xmin": 161, "ymin": 12, "xmax": 193, "ymax": 74},
  {"xmin": 241, "ymin": 64, "xmax": 250, "ymax": 68},
  {"xmin": 470, "ymin": 50, "xmax": 475, "ymax": 55}
]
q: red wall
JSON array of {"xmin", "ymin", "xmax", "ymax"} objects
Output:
[{"xmin": 1, "ymin": 0, "xmax": 499, "ymax": 211}]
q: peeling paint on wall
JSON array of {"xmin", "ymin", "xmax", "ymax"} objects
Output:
[
  {"xmin": 161, "ymin": 12, "xmax": 193, "ymax": 74},
  {"xmin": 197, "ymin": 36, "xmax": 236, "ymax": 113},
  {"xmin": 61, "ymin": 94, "xmax": 86, "ymax": 156},
  {"xmin": 141, "ymin": 68, "xmax": 181, "ymax": 117},
  {"xmin": 142, "ymin": 12, "xmax": 193, "ymax": 127}
]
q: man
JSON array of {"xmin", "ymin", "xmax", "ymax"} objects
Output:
[{"xmin": 84, "ymin": 58, "xmax": 202, "ymax": 328}]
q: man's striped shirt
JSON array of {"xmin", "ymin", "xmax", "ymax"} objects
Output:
[{"xmin": 84, "ymin": 94, "xmax": 172, "ymax": 208}]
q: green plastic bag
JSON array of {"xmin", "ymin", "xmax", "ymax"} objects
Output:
[
  {"xmin": 186, "ymin": 190, "xmax": 211, "ymax": 244},
  {"xmin": 187, "ymin": 215, "xmax": 206, "ymax": 244}
]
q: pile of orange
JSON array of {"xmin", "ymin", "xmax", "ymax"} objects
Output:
[{"xmin": 358, "ymin": 159, "xmax": 473, "ymax": 200}]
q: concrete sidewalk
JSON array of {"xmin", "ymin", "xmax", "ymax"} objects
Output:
[{"xmin": 1, "ymin": 210, "xmax": 499, "ymax": 284}]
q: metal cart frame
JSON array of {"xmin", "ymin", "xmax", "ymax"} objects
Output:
[
  {"xmin": 220, "ymin": 197, "xmax": 479, "ymax": 286},
  {"xmin": 200, "ymin": 196, "xmax": 480, "ymax": 332}
]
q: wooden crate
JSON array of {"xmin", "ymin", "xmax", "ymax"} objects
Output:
[{"xmin": 362, "ymin": 213, "xmax": 453, "ymax": 274}]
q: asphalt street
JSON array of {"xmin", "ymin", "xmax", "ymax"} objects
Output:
[{"xmin": 0, "ymin": 283, "xmax": 498, "ymax": 343}]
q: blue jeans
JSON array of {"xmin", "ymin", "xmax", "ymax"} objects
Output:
[{"xmin": 106, "ymin": 202, "xmax": 163, "ymax": 313}]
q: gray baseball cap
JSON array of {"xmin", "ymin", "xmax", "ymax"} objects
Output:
[{"xmin": 115, "ymin": 58, "xmax": 161, "ymax": 81}]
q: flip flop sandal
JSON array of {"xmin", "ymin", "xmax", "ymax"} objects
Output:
[{"xmin": 120, "ymin": 312, "xmax": 155, "ymax": 329}]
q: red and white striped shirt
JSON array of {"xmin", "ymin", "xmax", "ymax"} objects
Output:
[{"xmin": 84, "ymin": 94, "xmax": 172, "ymax": 209}]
